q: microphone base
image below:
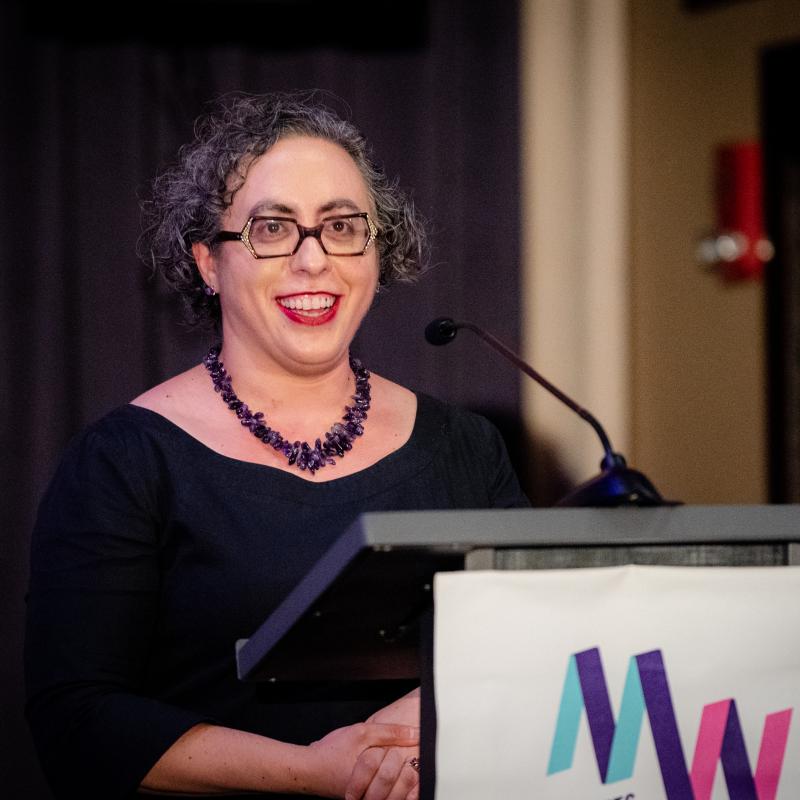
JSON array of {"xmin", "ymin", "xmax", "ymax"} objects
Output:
[{"xmin": 555, "ymin": 465, "xmax": 679, "ymax": 508}]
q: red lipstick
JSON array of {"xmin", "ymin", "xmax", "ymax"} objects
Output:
[{"xmin": 276, "ymin": 295, "xmax": 340, "ymax": 326}]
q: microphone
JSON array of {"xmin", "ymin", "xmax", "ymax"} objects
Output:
[
  {"xmin": 424, "ymin": 318, "xmax": 459, "ymax": 346},
  {"xmin": 424, "ymin": 317, "xmax": 673, "ymax": 507}
]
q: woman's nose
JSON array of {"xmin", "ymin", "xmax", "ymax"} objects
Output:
[{"xmin": 290, "ymin": 233, "xmax": 329, "ymax": 274}]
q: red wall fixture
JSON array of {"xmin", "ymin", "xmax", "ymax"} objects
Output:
[{"xmin": 697, "ymin": 141, "xmax": 774, "ymax": 281}]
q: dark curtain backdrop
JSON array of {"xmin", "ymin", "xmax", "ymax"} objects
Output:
[{"xmin": 1, "ymin": 2, "xmax": 529, "ymax": 795}]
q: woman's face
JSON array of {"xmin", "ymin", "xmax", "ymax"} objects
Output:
[{"xmin": 195, "ymin": 135, "xmax": 379, "ymax": 375}]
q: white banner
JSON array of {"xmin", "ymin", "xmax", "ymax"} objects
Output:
[{"xmin": 434, "ymin": 565, "xmax": 800, "ymax": 800}]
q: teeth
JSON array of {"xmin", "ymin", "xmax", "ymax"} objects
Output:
[{"xmin": 278, "ymin": 294, "xmax": 335, "ymax": 311}]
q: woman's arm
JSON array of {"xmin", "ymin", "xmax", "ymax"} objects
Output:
[
  {"xmin": 27, "ymin": 419, "xmax": 420, "ymax": 799},
  {"xmin": 141, "ymin": 721, "xmax": 419, "ymax": 798},
  {"xmin": 26, "ymin": 423, "xmax": 212, "ymax": 798},
  {"xmin": 367, "ymin": 689, "xmax": 420, "ymax": 726}
]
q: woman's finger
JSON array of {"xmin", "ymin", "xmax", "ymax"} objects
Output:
[
  {"xmin": 379, "ymin": 755, "xmax": 419, "ymax": 800},
  {"xmin": 405, "ymin": 782, "xmax": 420, "ymax": 800},
  {"xmin": 346, "ymin": 745, "xmax": 419, "ymax": 800},
  {"xmin": 345, "ymin": 747, "xmax": 386, "ymax": 800},
  {"xmin": 361, "ymin": 722, "xmax": 419, "ymax": 748},
  {"xmin": 362, "ymin": 747, "xmax": 409, "ymax": 800}
]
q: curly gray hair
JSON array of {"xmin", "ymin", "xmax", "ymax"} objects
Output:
[{"xmin": 140, "ymin": 92, "xmax": 427, "ymax": 329}]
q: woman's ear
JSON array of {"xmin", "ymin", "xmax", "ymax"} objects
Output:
[{"xmin": 192, "ymin": 242, "xmax": 218, "ymax": 292}]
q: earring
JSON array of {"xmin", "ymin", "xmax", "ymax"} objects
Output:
[{"xmin": 203, "ymin": 284, "xmax": 217, "ymax": 297}]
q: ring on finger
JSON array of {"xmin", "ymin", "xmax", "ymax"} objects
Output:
[{"xmin": 407, "ymin": 757, "xmax": 421, "ymax": 773}]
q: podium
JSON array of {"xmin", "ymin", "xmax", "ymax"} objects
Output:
[{"xmin": 235, "ymin": 506, "xmax": 799, "ymax": 799}]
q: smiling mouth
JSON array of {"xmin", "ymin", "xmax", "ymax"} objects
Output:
[
  {"xmin": 277, "ymin": 293, "xmax": 336, "ymax": 313},
  {"xmin": 276, "ymin": 293, "xmax": 339, "ymax": 325}
]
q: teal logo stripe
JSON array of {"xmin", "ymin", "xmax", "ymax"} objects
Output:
[
  {"xmin": 606, "ymin": 656, "xmax": 646, "ymax": 782},
  {"xmin": 547, "ymin": 655, "xmax": 583, "ymax": 774}
]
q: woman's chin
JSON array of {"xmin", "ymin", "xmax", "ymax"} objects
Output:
[{"xmin": 273, "ymin": 339, "xmax": 355, "ymax": 375}]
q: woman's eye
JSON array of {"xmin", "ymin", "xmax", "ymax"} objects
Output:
[
  {"xmin": 252, "ymin": 219, "xmax": 289, "ymax": 239},
  {"xmin": 327, "ymin": 219, "xmax": 355, "ymax": 236}
]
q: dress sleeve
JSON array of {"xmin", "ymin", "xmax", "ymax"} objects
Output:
[
  {"xmin": 24, "ymin": 419, "xmax": 212, "ymax": 800},
  {"xmin": 445, "ymin": 401, "xmax": 531, "ymax": 509},
  {"xmin": 483, "ymin": 418, "xmax": 531, "ymax": 509}
]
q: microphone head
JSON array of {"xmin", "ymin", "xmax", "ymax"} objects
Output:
[{"xmin": 424, "ymin": 317, "xmax": 458, "ymax": 346}]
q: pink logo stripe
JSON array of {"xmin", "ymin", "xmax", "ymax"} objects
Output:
[
  {"xmin": 754, "ymin": 708, "xmax": 793, "ymax": 800},
  {"xmin": 690, "ymin": 699, "xmax": 731, "ymax": 800}
]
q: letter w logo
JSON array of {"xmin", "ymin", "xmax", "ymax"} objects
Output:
[{"xmin": 547, "ymin": 648, "xmax": 792, "ymax": 800}]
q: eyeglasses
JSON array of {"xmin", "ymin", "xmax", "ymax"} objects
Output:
[{"xmin": 212, "ymin": 212, "xmax": 378, "ymax": 259}]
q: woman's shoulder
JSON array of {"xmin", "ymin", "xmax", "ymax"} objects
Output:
[
  {"xmin": 52, "ymin": 366, "xmax": 213, "ymax": 485},
  {"xmin": 34, "ymin": 406, "xmax": 174, "ymax": 533},
  {"xmin": 413, "ymin": 389, "xmax": 503, "ymax": 442},
  {"xmin": 400, "ymin": 391, "xmax": 530, "ymax": 509},
  {"xmin": 55, "ymin": 405, "xmax": 180, "ymax": 489},
  {"xmin": 71, "ymin": 363, "xmax": 209, "ymax": 451},
  {"xmin": 131, "ymin": 364, "xmax": 215, "ymax": 429}
]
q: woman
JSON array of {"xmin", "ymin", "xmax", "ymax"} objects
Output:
[{"xmin": 25, "ymin": 93, "xmax": 529, "ymax": 800}]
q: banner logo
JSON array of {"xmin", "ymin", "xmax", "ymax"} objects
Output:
[{"xmin": 547, "ymin": 647, "xmax": 792, "ymax": 800}]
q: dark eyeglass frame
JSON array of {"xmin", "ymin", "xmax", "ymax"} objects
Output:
[{"xmin": 212, "ymin": 212, "xmax": 379, "ymax": 259}]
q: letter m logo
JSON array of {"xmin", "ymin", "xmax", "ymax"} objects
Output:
[{"xmin": 546, "ymin": 647, "xmax": 792, "ymax": 800}]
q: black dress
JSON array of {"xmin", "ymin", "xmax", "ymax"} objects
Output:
[{"xmin": 25, "ymin": 393, "xmax": 529, "ymax": 799}]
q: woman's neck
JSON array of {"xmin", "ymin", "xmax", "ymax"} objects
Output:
[{"xmin": 214, "ymin": 341, "xmax": 357, "ymax": 436}]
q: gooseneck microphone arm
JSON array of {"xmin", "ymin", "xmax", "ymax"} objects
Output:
[
  {"xmin": 425, "ymin": 318, "xmax": 616, "ymax": 465},
  {"xmin": 424, "ymin": 316, "xmax": 672, "ymax": 506}
]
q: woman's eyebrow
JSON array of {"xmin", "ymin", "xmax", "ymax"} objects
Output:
[
  {"xmin": 248, "ymin": 199, "xmax": 295, "ymax": 217},
  {"xmin": 247, "ymin": 198, "xmax": 362, "ymax": 218},
  {"xmin": 318, "ymin": 198, "xmax": 361, "ymax": 214}
]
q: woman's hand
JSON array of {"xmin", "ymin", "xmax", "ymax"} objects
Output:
[
  {"xmin": 341, "ymin": 689, "xmax": 421, "ymax": 800},
  {"xmin": 306, "ymin": 721, "xmax": 419, "ymax": 799},
  {"xmin": 345, "ymin": 744, "xmax": 419, "ymax": 800},
  {"xmin": 367, "ymin": 688, "xmax": 420, "ymax": 727}
]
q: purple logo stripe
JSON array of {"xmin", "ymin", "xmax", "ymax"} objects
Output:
[
  {"xmin": 636, "ymin": 650, "xmax": 694, "ymax": 800},
  {"xmin": 575, "ymin": 647, "xmax": 616, "ymax": 780},
  {"xmin": 720, "ymin": 699, "xmax": 758, "ymax": 800}
]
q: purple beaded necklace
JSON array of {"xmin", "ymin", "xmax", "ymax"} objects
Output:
[{"xmin": 202, "ymin": 346, "xmax": 371, "ymax": 475}]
